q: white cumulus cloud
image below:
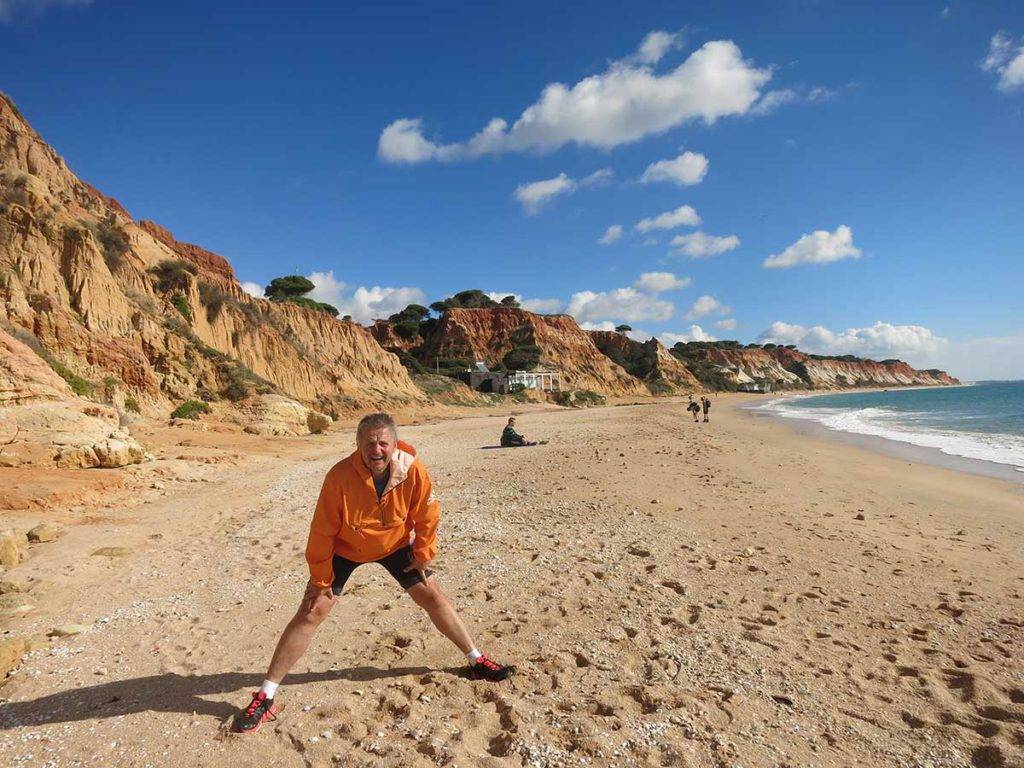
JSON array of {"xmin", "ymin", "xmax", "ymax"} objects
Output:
[
  {"xmin": 640, "ymin": 150, "xmax": 708, "ymax": 186},
  {"xmin": 757, "ymin": 320, "xmax": 948, "ymax": 361},
  {"xmin": 240, "ymin": 281, "xmax": 265, "ymax": 299},
  {"xmin": 485, "ymin": 292, "xmax": 563, "ymax": 314},
  {"xmin": 580, "ymin": 320, "xmax": 653, "ymax": 342},
  {"xmin": 567, "ymin": 287, "xmax": 674, "ymax": 323},
  {"xmin": 307, "ymin": 270, "xmax": 426, "ymax": 324},
  {"xmin": 513, "ymin": 173, "xmax": 575, "ymax": 213},
  {"xmin": 670, "ymin": 231, "xmax": 740, "ymax": 258},
  {"xmin": 714, "ymin": 318, "xmax": 737, "ymax": 330},
  {"xmin": 513, "ymin": 168, "xmax": 612, "ymax": 213},
  {"xmin": 751, "ymin": 85, "xmax": 837, "ymax": 115},
  {"xmin": 982, "ymin": 31, "xmax": 1024, "ymax": 92},
  {"xmin": 378, "ymin": 36, "xmax": 772, "ymax": 163},
  {"xmin": 634, "ymin": 272, "xmax": 691, "ymax": 293},
  {"xmin": 685, "ymin": 294, "xmax": 731, "ymax": 320},
  {"xmin": 599, "ymin": 224, "xmax": 624, "ymax": 245},
  {"xmin": 763, "ymin": 224, "xmax": 860, "ymax": 269},
  {"xmin": 660, "ymin": 326, "xmax": 716, "ymax": 346},
  {"xmin": 628, "ymin": 30, "xmax": 684, "ymax": 65},
  {"xmin": 636, "ymin": 205, "xmax": 701, "ymax": 233}
]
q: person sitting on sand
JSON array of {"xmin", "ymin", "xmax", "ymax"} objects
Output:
[
  {"xmin": 233, "ymin": 412, "xmax": 514, "ymax": 734},
  {"xmin": 701, "ymin": 396, "xmax": 711, "ymax": 423},
  {"xmin": 687, "ymin": 401, "xmax": 701, "ymax": 423},
  {"xmin": 500, "ymin": 417, "xmax": 536, "ymax": 447}
]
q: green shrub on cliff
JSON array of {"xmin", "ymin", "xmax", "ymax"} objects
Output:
[
  {"xmin": 170, "ymin": 400, "xmax": 210, "ymax": 420},
  {"xmin": 170, "ymin": 292, "xmax": 193, "ymax": 322},
  {"xmin": 262, "ymin": 275, "xmax": 339, "ymax": 316},
  {"xmin": 50, "ymin": 359, "xmax": 94, "ymax": 396},
  {"xmin": 151, "ymin": 259, "xmax": 197, "ymax": 292},
  {"xmin": 198, "ymin": 280, "xmax": 227, "ymax": 322},
  {"xmin": 429, "ymin": 289, "xmax": 499, "ymax": 313},
  {"xmin": 503, "ymin": 344, "xmax": 542, "ymax": 371}
]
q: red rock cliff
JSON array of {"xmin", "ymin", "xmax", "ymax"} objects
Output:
[
  {"xmin": 417, "ymin": 308, "xmax": 647, "ymax": 396},
  {"xmin": 696, "ymin": 345, "xmax": 959, "ymax": 389},
  {"xmin": 588, "ymin": 331, "xmax": 701, "ymax": 394}
]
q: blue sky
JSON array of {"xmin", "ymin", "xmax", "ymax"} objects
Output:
[{"xmin": 2, "ymin": 0, "xmax": 1022, "ymax": 378}]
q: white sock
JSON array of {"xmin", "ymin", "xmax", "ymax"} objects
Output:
[
  {"xmin": 259, "ymin": 679, "xmax": 279, "ymax": 699},
  {"xmin": 467, "ymin": 648, "xmax": 483, "ymax": 663}
]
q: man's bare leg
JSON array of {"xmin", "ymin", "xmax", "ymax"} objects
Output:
[
  {"xmin": 265, "ymin": 586, "xmax": 335, "ymax": 682},
  {"xmin": 406, "ymin": 576, "xmax": 474, "ymax": 654}
]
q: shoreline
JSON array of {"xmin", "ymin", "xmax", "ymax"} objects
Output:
[{"xmin": 742, "ymin": 385, "xmax": 1024, "ymax": 486}]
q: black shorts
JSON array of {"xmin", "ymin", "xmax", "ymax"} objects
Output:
[{"xmin": 331, "ymin": 545, "xmax": 432, "ymax": 595}]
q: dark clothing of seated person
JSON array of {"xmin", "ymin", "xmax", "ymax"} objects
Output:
[{"xmin": 501, "ymin": 424, "xmax": 529, "ymax": 447}]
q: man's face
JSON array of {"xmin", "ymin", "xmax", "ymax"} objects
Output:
[{"xmin": 358, "ymin": 427, "xmax": 395, "ymax": 477}]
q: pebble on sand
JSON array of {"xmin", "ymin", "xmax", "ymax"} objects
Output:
[{"xmin": 48, "ymin": 624, "xmax": 91, "ymax": 637}]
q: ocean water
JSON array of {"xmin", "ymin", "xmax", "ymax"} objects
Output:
[{"xmin": 759, "ymin": 381, "xmax": 1024, "ymax": 474}]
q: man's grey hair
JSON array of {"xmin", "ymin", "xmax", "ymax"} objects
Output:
[{"xmin": 356, "ymin": 412, "xmax": 397, "ymax": 443}]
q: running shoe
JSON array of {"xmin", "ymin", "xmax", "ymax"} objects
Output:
[
  {"xmin": 232, "ymin": 690, "xmax": 278, "ymax": 734},
  {"xmin": 469, "ymin": 654, "xmax": 514, "ymax": 682}
]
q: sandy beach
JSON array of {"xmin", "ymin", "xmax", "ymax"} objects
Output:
[{"xmin": 1, "ymin": 395, "xmax": 1022, "ymax": 768}]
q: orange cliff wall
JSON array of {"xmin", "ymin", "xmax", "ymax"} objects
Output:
[
  {"xmin": 0, "ymin": 93, "xmax": 426, "ymax": 415},
  {"xmin": 416, "ymin": 308, "xmax": 648, "ymax": 396}
]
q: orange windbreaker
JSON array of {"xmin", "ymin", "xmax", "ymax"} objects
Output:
[{"xmin": 305, "ymin": 440, "xmax": 440, "ymax": 588}]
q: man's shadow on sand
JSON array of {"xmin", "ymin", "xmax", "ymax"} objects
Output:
[{"xmin": 0, "ymin": 665, "xmax": 464, "ymax": 728}]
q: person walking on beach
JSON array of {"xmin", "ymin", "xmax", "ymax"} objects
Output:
[
  {"xmin": 233, "ymin": 412, "xmax": 513, "ymax": 734},
  {"xmin": 687, "ymin": 400, "xmax": 701, "ymax": 423},
  {"xmin": 701, "ymin": 397, "xmax": 711, "ymax": 423}
]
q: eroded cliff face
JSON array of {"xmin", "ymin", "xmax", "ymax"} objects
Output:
[
  {"xmin": 0, "ymin": 93, "xmax": 425, "ymax": 416},
  {"xmin": 588, "ymin": 331, "xmax": 701, "ymax": 394},
  {"xmin": 416, "ymin": 308, "xmax": 647, "ymax": 396},
  {"xmin": 369, "ymin": 319, "xmax": 416, "ymax": 352},
  {"xmin": 699, "ymin": 346, "xmax": 959, "ymax": 389}
]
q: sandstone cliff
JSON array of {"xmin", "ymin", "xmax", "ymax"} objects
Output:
[
  {"xmin": 0, "ymin": 327, "xmax": 145, "ymax": 468},
  {"xmin": 0, "ymin": 93, "xmax": 426, "ymax": 417},
  {"xmin": 688, "ymin": 345, "xmax": 959, "ymax": 389},
  {"xmin": 413, "ymin": 308, "xmax": 647, "ymax": 396},
  {"xmin": 369, "ymin": 319, "xmax": 416, "ymax": 352},
  {"xmin": 588, "ymin": 331, "xmax": 701, "ymax": 394}
]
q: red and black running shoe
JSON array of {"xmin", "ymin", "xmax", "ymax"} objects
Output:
[
  {"xmin": 469, "ymin": 654, "xmax": 514, "ymax": 682},
  {"xmin": 232, "ymin": 691, "xmax": 278, "ymax": 734}
]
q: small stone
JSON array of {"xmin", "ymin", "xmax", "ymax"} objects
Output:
[
  {"xmin": 48, "ymin": 624, "xmax": 91, "ymax": 637},
  {"xmin": 854, "ymin": 513, "xmax": 866, "ymax": 521},
  {"xmin": 27, "ymin": 523, "xmax": 60, "ymax": 543},
  {"xmin": 91, "ymin": 547, "xmax": 131, "ymax": 557},
  {"xmin": 0, "ymin": 529, "xmax": 28, "ymax": 568},
  {"xmin": 94, "ymin": 667, "xmax": 108, "ymax": 676}
]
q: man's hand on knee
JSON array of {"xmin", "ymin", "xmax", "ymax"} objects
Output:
[
  {"xmin": 302, "ymin": 581, "xmax": 335, "ymax": 613},
  {"xmin": 403, "ymin": 557, "xmax": 431, "ymax": 583}
]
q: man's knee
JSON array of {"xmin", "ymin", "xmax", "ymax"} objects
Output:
[
  {"xmin": 409, "ymin": 579, "xmax": 447, "ymax": 612},
  {"xmin": 295, "ymin": 595, "xmax": 334, "ymax": 626}
]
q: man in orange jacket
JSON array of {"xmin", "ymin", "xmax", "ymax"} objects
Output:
[{"xmin": 233, "ymin": 412, "xmax": 513, "ymax": 734}]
